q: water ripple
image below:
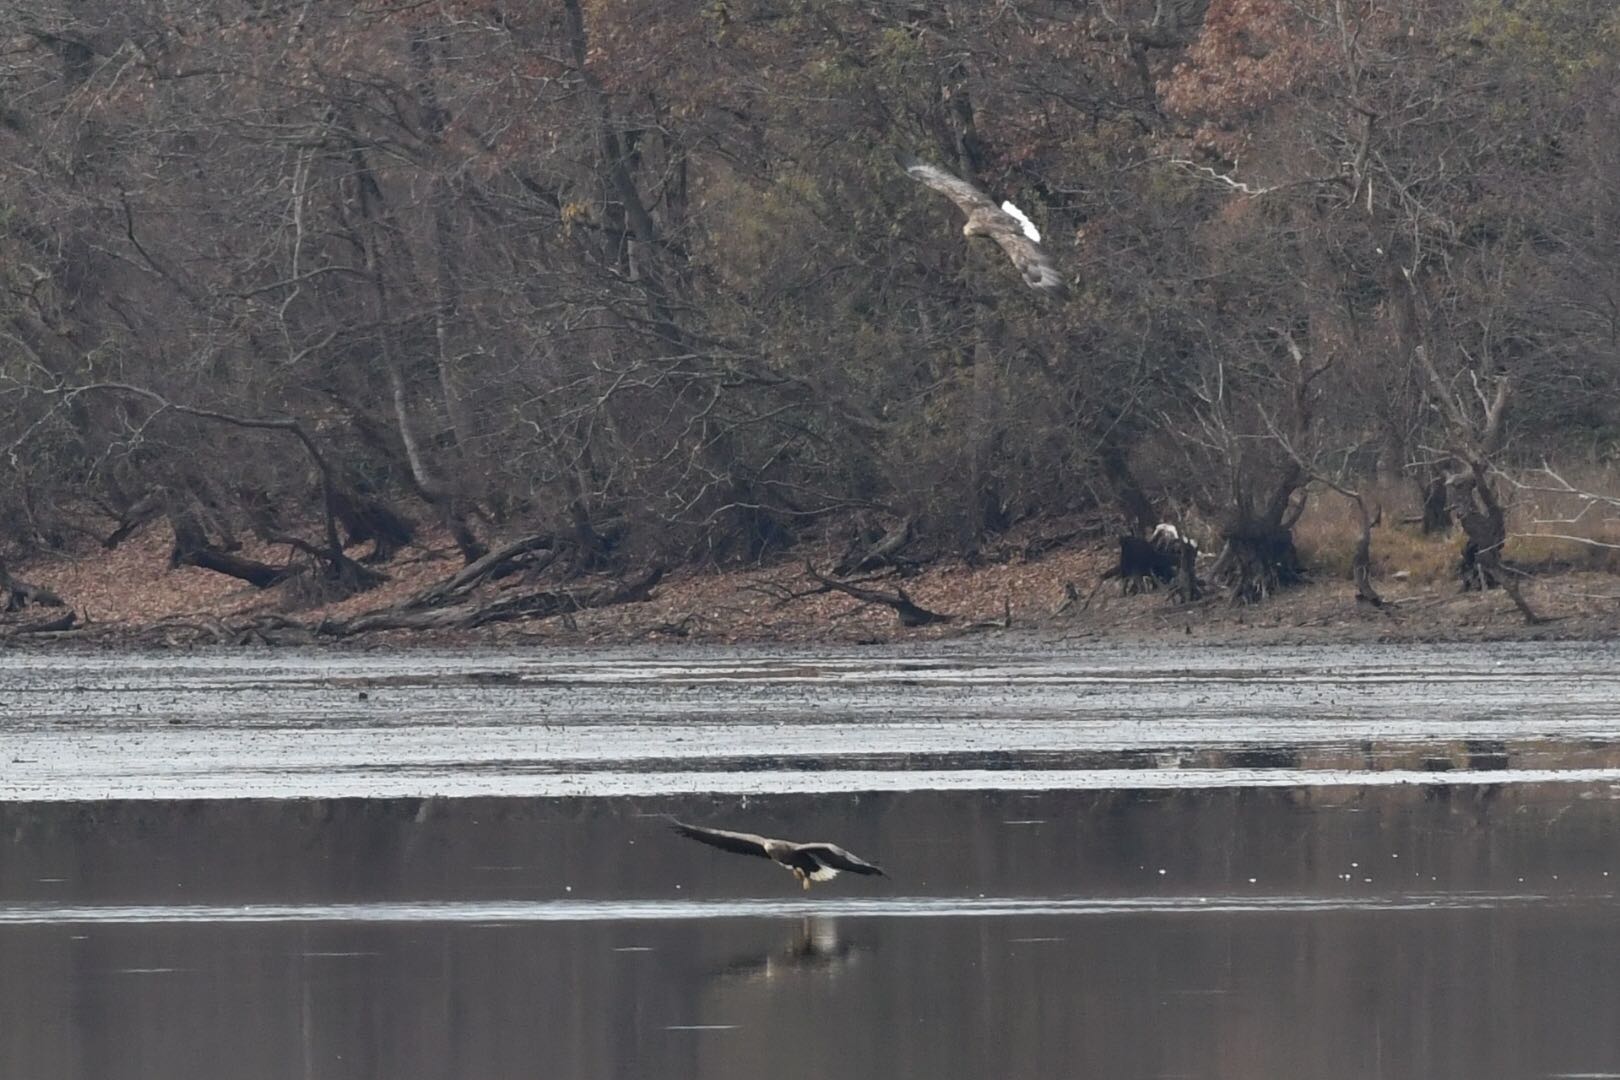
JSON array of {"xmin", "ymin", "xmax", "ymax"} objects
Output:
[{"xmin": 0, "ymin": 892, "xmax": 1609, "ymax": 925}]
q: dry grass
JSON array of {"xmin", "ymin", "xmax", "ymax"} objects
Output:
[
  {"xmin": 1294, "ymin": 464, "xmax": 1620, "ymax": 584},
  {"xmin": 1500, "ymin": 462, "xmax": 1620, "ymax": 574},
  {"xmin": 1294, "ymin": 481, "xmax": 1461, "ymax": 585}
]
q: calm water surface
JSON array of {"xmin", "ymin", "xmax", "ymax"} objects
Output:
[{"xmin": 4, "ymin": 645, "xmax": 1620, "ymax": 1079}]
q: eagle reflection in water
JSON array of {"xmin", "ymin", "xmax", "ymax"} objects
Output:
[{"xmin": 715, "ymin": 918, "xmax": 868, "ymax": 985}]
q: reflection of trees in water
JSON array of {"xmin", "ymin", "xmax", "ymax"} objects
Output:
[{"xmin": 714, "ymin": 918, "xmax": 867, "ymax": 985}]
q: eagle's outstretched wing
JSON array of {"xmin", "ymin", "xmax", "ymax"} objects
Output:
[
  {"xmin": 989, "ymin": 229, "xmax": 1066, "ymax": 293},
  {"xmin": 894, "ymin": 151, "xmax": 1066, "ymax": 295},
  {"xmin": 671, "ymin": 821, "xmax": 776, "ymax": 860},
  {"xmin": 798, "ymin": 843, "xmax": 886, "ymax": 878},
  {"xmin": 894, "ymin": 151, "xmax": 1000, "ymax": 219}
]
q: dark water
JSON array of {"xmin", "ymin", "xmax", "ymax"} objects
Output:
[{"xmin": 6, "ymin": 786, "xmax": 1620, "ymax": 1080}]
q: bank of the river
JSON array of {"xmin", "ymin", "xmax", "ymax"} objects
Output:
[{"xmin": 5, "ymin": 521, "xmax": 1620, "ymax": 648}]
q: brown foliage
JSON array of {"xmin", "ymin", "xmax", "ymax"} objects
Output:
[{"xmin": 1, "ymin": 0, "xmax": 1617, "ymax": 625}]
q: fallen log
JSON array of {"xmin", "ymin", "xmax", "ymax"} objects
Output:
[
  {"xmin": 804, "ymin": 563, "xmax": 954, "ymax": 627},
  {"xmin": 173, "ymin": 544, "xmax": 291, "ymax": 589},
  {"xmin": 1, "ymin": 575, "xmax": 67, "ymax": 612},
  {"xmin": 320, "ymin": 566, "xmax": 663, "ymax": 636},
  {"xmin": 833, "ymin": 517, "xmax": 914, "ymax": 576},
  {"xmin": 228, "ymin": 614, "xmax": 320, "ymax": 646},
  {"xmin": 170, "ymin": 510, "xmax": 290, "ymax": 588},
  {"xmin": 965, "ymin": 597, "xmax": 1013, "ymax": 632},
  {"xmin": 400, "ymin": 533, "xmax": 555, "ymax": 610},
  {"xmin": 0, "ymin": 609, "xmax": 78, "ymax": 636}
]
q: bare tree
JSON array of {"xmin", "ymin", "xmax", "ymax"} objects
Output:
[{"xmin": 1413, "ymin": 348, "xmax": 1541, "ymax": 623}]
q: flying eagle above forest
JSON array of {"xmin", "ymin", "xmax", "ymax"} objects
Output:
[
  {"xmin": 895, "ymin": 151, "xmax": 1067, "ymax": 295},
  {"xmin": 671, "ymin": 821, "xmax": 887, "ymax": 890}
]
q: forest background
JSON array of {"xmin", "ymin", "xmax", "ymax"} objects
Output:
[{"xmin": 3, "ymin": 0, "xmax": 1619, "ymax": 638}]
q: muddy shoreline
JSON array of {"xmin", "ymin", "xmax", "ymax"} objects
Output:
[
  {"xmin": 3, "ymin": 577, "xmax": 1619, "ymax": 652},
  {"xmin": 7, "ymin": 525, "xmax": 1620, "ymax": 650},
  {"xmin": 7, "ymin": 641, "xmax": 1619, "ymax": 802}
]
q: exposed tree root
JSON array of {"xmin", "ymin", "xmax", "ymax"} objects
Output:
[
  {"xmin": 804, "ymin": 563, "xmax": 954, "ymax": 627},
  {"xmin": 1210, "ymin": 530, "xmax": 1305, "ymax": 605}
]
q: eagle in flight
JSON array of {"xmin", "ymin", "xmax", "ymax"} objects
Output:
[
  {"xmin": 671, "ymin": 821, "xmax": 887, "ymax": 890},
  {"xmin": 895, "ymin": 151, "xmax": 1066, "ymax": 295}
]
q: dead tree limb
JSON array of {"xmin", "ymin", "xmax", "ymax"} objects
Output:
[
  {"xmin": 965, "ymin": 597, "xmax": 1013, "ymax": 632},
  {"xmin": 401, "ymin": 533, "xmax": 556, "ymax": 610},
  {"xmin": 745, "ymin": 577, "xmax": 835, "ymax": 607},
  {"xmin": 173, "ymin": 545, "xmax": 290, "ymax": 589},
  {"xmin": 833, "ymin": 517, "xmax": 915, "ymax": 576},
  {"xmin": 225, "ymin": 614, "xmax": 320, "ymax": 646},
  {"xmin": 320, "ymin": 566, "xmax": 663, "ymax": 636},
  {"xmin": 1314, "ymin": 487, "xmax": 1385, "ymax": 608},
  {"xmin": 56, "ymin": 382, "xmax": 381, "ymax": 591},
  {"xmin": 0, "ymin": 559, "xmax": 68, "ymax": 611},
  {"xmin": 101, "ymin": 490, "xmax": 165, "ymax": 549},
  {"xmin": 168, "ymin": 509, "xmax": 291, "ymax": 589},
  {"xmin": 1500, "ymin": 465, "xmax": 1620, "ymax": 551},
  {"xmin": 804, "ymin": 563, "xmax": 954, "ymax": 627},
  {"xmin": 0, "ymin": 609, "xmax": 77, "ymax": 636}
]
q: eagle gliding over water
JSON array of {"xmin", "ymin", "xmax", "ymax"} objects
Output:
[{"xmin": 671, "ymin": 821, "xmax": 887, "ymax": 890}]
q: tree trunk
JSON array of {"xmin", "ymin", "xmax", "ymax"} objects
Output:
[
  {"xmin": 1098, "ymin": 439, "xmax": 1156, "ymax": 538},
  {"xmin": 1210, "ymin": 527, "xmax": 1305, "ymax": 604},
  {"xmin": 1419, "ymin": 472, "xmax": 1451, "ymax": 535},
  {"xmin": 328, "ymin": 482, "xmax": 414, "ymax": 563},
  {"xmin": 1350, "ymin": 499, "xmax": 1384, "ymax": 607},
  {"xmin": 558, "ymin": 0, "xmax": 790, "ymax": 562},
  {"xmin": 1448, "ymin": 465, "xmax": 1540, "ymax": 624},
  {"xmin": 340, "ymin": 116, "xmax": 486, "ymax": 566},
  {"xmin": 1169, "ymin": 537, "xmax": 1202, "ymax": 603},
  {"xmin": 410, "ymin": 28, "xmax": 480, "ymax": 461},
  {"xmin": 1211, "ymin": 467, "xmax": 1308, "ymax": 604},
  {"xmin": 969, "ymin": 328, "xmax": 1008, "ymax": 542}
]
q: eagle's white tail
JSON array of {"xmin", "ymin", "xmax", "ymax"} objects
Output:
[{"xmin": 1000, "ymin": 200, "xmax": 1041, "ymax": 242}]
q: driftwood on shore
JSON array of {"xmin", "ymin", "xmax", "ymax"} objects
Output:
[
  {"xmin": 833, "ymin": 517, "xmax": 916, "ymax": 577},
  {"xmin": 803, "ymin": 563, "xmax": 954, "ymax": 627},
  {"xmin": 0, "ymin": 610, "xmax": 78, "ymax": 637},
  {"xmin": 399, "ymin": 533, "xmax": 557, "ymax": 611},
  {"xmin": 317, "ymin": 565, "xmax": 664, "ymax": 637}
]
